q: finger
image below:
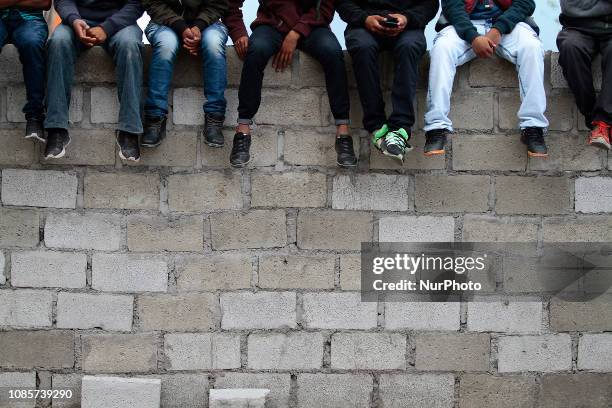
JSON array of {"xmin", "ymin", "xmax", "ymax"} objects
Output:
[{"xmin": 272, "ymin": 53, "xmax": 280, "ymax": 70}]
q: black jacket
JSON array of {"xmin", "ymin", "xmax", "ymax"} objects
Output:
[
  {"xmin": 336, "ymin": 0, "xmax": 439, "ymax": 29},
  {"xmin": 142, "ymin": 0, "xmax": 228, "ymax": 35}
]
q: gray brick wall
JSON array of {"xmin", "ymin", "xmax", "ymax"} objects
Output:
[{"xmin": 0, "ymin": 46, "xmax": 611, "ymax": 407}]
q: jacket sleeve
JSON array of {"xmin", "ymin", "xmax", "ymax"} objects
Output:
[
  {"xmin": 492, "ymin": 0, "xmax": 535, "ymax": 34},
  {"xmin": 142, "ymin": 0, "xmax": 187, "ymax": 35},
  {"xmin": 195, "ymin": 0, "xmax": 229, "ymax": 30},
  {"xmin": 100, "ymin": 0, "xmax": 144, "ymax": 37},
  {"xmin": 222, "ymin": 0, "xmax": 248, "ymax": 42},
  {"xmin": 54, "ymin": 0, "xmax": 81, "ymax": 27},
  {"xmin": 293, "ymin": 0, "xmax": 335, "ymax": 38},
  {"xmin": 442, "ymin": 0, "xmax": 479, "ymax": 43},
  {"xmin": 402, "ymin": 0, "xmax": 439, "ymax": 29},
  {"xmin": 335, "ymin": 0, "xmax": 369, "ymax": 27}
]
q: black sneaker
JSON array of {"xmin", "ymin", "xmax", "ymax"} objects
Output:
[
  {"xmin": 424, "ymin": 128, "xmax": 448, "ymax": 156},
  {"xmin": 204, "ymin": 112, "xmax": 225, "ymax": 147},
  {"xmin": 335, "ymin": 135, "xmax": 357, "ymax": 167},
  {"xmin": 520, "ymin": 127, "xmax": 548, "ymax": 158},
  {"xmin": 25, "ymin": 118, "xmax": 45, "ymax": 142},
  {"xmin": 230, "ymin": 132, "xmax": 251, "ymax": 168},
  {"xmin": 44, "ymin": 129, "xmax": 71, "ymax": 159},
  {"xmin": 116, "ymin": 130, "xmax": 141, "ymax": 162},
  {"xmin": 142, "ymin": 116, "xmax": 166, "ymax": 148}
]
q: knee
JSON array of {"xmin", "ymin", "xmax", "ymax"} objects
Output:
[
  {"xmin": 397, "ymin": 37, "xmax": 426, "ymax": 58},
  {"xmin": 47, "ymin": 26, "xmax": 73, "ymax": 51},
  {"xmin": 17, "ymin": 33, "xmax": 45, "ymax": 51},
  {"xmin": 114, "ymin": 34, "xmax": 143, "ymax": 60},
  {"xmin": 558, "ymin": 34, "xmax": 588, "ymax": 56},
  {"xmin": 201, "ymin": 27, "xmax": 227, "ymax": 56},
  {"xmin": 347, "ymin": 36, "xmax": 378, "ymax": 57},
  {"xmin": 430, "ymin": 36, "xmax": 456, "ymax": 59},
  {"xmin": 245, "ymin": 38, "xmax": 273, "ymax": 61},
  {"xmin": 154, "ymin": 36, "xmax": 179, "ymax": 61},
  {"xmin": 519, "ymin": 38, "xmax": 544, "ymax": 58}
]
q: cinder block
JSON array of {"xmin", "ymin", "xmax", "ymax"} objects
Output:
[
  {"xmin": 415, "ymin": 333, "xmax": 490, "ymax": 372},
  {"xmin": 214, "ymin": 373, "xmax": 290, "ymax": 408},
  {"xmin": 137, "ymin": 293, "xmax": 219, "ymax": 331},
  {"xmin": 550, "ymin": 298, "xmax": 612, "ymax": 331},
  {"xmin": 251, "ymin": 172, "xmax": 327, "ymax": 208},
  {"xmin": 449, "ymin": 91, "xmax": 495, "ymax": 130},
  {"xmin": 575, "ymin": 177, "xmax": 612, "ymax": 213},
  {"xmin": 176, "ymin": 253, "xmax": 252, "ymax": 290},
  {"xmin": 0, "ymin": 371, "xmax": 36, "ymax": 407},
  {"xmin": 156, "ymin": 374, "xmax": 209, "ymax": 408},
  {"xmin": 462, "ymin": 215, "xmax": 538, "ymax": 242},
  {"xmin": 415, "ymin": 175, "xmax": 490, "ymax": 213},
  {"xmin": 0, "ymin": 208, "xmax": 39, "ymax": 248},
  {"xmin": 331, "ymin": 332, "xmax": 406, "ymax": 370},
  {"xmin": 6, "ymin": 87, "xmax": 83, "ymax": 124},
  {"xmin": 529, "ymin": 133, "xmax": 604, "ymax": 172},
  {"xmin": 167, "ymin": 172, "xmax": 243, "ymax": 212},
  {"xmin": 500, "ymin": 92, "xmax": 573, "ymax": 131},
  {"xmin": 11, "ymin": 250, "xmax": 86, "ymax": 288},
  {"xmin": 258, "ymin": 255, "xmax": 334, "ymax": 289},
  {"xmin": 452, "ymin": 134, "xmax": 526, "ymax": 171},
  {"xmin": 297, "ymin": 374, "xmax": 372, "ymax": 408},
  {"xmin": 284, "ymin": 129, "xmax": 360, "ymax": 167},
  {"xmin": 467, "ymin": 301, "xmax": 543, "ymax": 333},
  {"xmin": 81, "ymin": 333, "xmax": 158, "ymax": 373},
  {"xmin": 172, "ymin": 88, "xmax": 203, "ymax": 125},
  {"xmin": 75, "ymin": 47, "xmax": 116, "ymax": 83},
  {"xmin": 379, "ymin": 216, "xmax": 455, "ymax": 242},
  {"xmin": 57, "ymin": 292, "xmax": 133, "ymax": 331},
  {"xmin": 90, "ymin": 87, "xmax": 119, "ymax": 123},
  {"xmin": 332, "ymin": 174, "xmax": 411, "ymax": 211},
  {"xmin": 1, "ymin": 169, "xmax": 77, "ymax": 209},
  {"xmin": 0, "ymin": 252, "xmax": 5, "ymax": 285},
  {"xmin": 0, "ymin": 289, "xmax": 53, "ymax": 327},
  {"xmin": 164, "ymin": 333, "xmax": 240, "ymax": 370},
  {"xmin": 221, "ymin": 291, "xmax": 296, "ymax": 329},
  {"xmin": 84, "ymin": 172, "xmax": 159, "ymax": 210},
  {"xmin": 379, "ymin": 374, "xmax": 455, "ymax": 408},
  {"xmin": 209, "ymin": 389, "xmax": 269, "ymax": 408},
  {"xmin": 297, "ymin": 210, "xmax": 373, "ymax": 250},
  {"xmin": 210, "ymin": 210, "xmax": 287, "ymax": 250},
  {"xmin": 132, "ymin": 131, "xmax": 197, "ymax": 167},
  {"xmin": 81, "ymin": 376, "xmax": 161, "ymax": 408},
  {"xmin": 0, "ymin": 330, "xmax": 74, "ymax": 369},
  {"xmin": 385, "ymin": 302, "xmax": 460, "ymax": 331},
  {"xmin": 340, "ymin": 254, "xmax": 361, "ymax": 291},
  {"xmin": 0, "ymin": 45, "xmax": 24, "ymax": 82},
  {"xmin": 92, "ymin": 253, "xmax": 168, "ymax": 292},
  {"xmin": 469, "ymin": 56, "xmax": 518, "ymax": 87},
  {"xmin": 203, "ymin": 128, "xmax": 277, "ymax": 168},
  {"xmin": 495, "ymin": 176, "xmax": 571, "ymax": 214},
  {"xmin": 578, "ymin": 333, "xmax": 612, "ymax": 371},
  {"xmin": 550, "ymin": 53, "xmax": 602, "ymax": 90},
  {"xmin": 497, "ymin": 334, "xmax": 572, "ymax": 373},
  {"xmin": 302, "ymin": 292, "xmax": 377, "ymax": 329},
  {"xmin": 247, "ymin": 332, "xmax": 324, "ymax": 370},
  {"xmin": 255, "ymin": 89, "xmax": 323, "ymax": 126},
  {"xmin": 0, "ymin": 129, "xmax": 36, "ymax": 165},
  {"xmin": 41, "ymin": 129, "xmax": 116, "ymax": 166},
  {"xmin": 543, "ymin": 216, "xmax": 612, "ymax": 242},
  {"xmin": 51, "ymin": 373, "xmax": 81, "ymax": 408},
  {"xmin": 459, "ymin": 374, "xmax": 537, "ymax": 408},
  {"xmin": 45, "ymin": 212, "xmax": 122, "ymax": 251},
  {"xmin": 127, "ymin": 215, "xmax": 204, "ymax": 252},
  {"xmin": 538, "ymin": 374, "xmax": 612, "ymax": 408}
]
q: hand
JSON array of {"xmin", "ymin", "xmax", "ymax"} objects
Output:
[
  {"xmin": 485, "ymin": 28, "xmax": 501, "ymax": 47},
  {"xmin": 182, "ymin": 27, "xmax": 201, "ymax": 56},
  {"xmin": 385, "ymin": 13, "xmax": 408, "ymax": 36},
  {"xmin": 471, "ymin": 35, "xmax": 495, "ymax": 58},
  {"xmin": 234, "ymin": 36, "xmax": 249, "ymax": 60},
  {"xmin": 86, "ymin": 26, "xmax": 107, "ymax": 45},
  {"xmin": 364, "ymin": 15, "xmax": 387, "ymax": 35},
  {"xmin": 272, "ymin": 30, "xmax": 299, "ymax": 72},
  {"xmin": 73, "ymin": 19, "xmax": 96, "ymax": 47}
]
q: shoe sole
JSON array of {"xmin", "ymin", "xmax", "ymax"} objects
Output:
[
  {"xmin": 116, "ymin": 139, "xmax": 141, "ymax": 163},
  {"xmin": 25, "ymin": 133, "xmax": 46, "ymax": 143},
  {"xmin": 204, "ymin": 139, "xmax": 225, "ymax": 148},
  {"xmin": 230, "ymin": 159, "xmax": 250, "ymax": 168},
  {"xmin": 424, "ymin": 149, "xmax": 445, "ymax": 157},
  {"xmin": 337, "ymin": 161, "xmax": 358, "ymax": 168},
  {"xmin": 141, "ymin": 141, "xmax": 162, "ymax": 148},
  {"xmin": 588, "ymin": 137, "xmax": 611, "ymax": 150},
  {"xmin": 527, "ymin": 151, "xmax": 549, "ymax": 158}
]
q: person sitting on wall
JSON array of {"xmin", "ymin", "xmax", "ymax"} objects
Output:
[
  {"xmin": 557, "ymin": 0, "xmax": 612, "ymax": 150},
  {"xmin": 142, "ymin": 0, "xmax": 228, "ymax": 149},
  {"xmin": 44, "ymin": 0, "xmax": 144, "ymax": 161},
  {"xmin": 337, "ymin": 0, "xmax": 438, "ymax": 163},
  {"xmin": 423, "ymin": 0, "xmax": 549, "ymax": 158},
  {"xmin": 223, "ymin": 0, "xmax": 357, "ymax": 168},
  {"xmin": 0, "ymin": 0, "xmax": 51, "ymax": 142}
]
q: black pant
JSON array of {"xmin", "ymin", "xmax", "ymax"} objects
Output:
[
  {"xmin": 345, "ymin": 27, "xmax": 426, "ymax": 133},
  {"xmin": 557, "ymin": 28, "xmax": 612, "ymax": 125},
  {"xmin": 237, "ymin": 24, "xmax": 350, "ymax": 124}
]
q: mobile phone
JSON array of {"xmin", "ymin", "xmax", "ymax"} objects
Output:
[{"xmin": 382, "ymin": 17, "xmax": 399, "ymax": 28}]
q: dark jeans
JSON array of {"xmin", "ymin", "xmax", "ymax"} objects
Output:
[
  {"xmin": 238, "ymin": 24, "xmax": 350, "ymax": 125},
  {"xmin": 557, "ymin": 28, "xmax": 612, "ymax": 125},
  {"xmin": 345, "ymin": 27, "xmax": 426, "ymax": 132},
  {"xmin": 0, "ymin": 11, "xmax": 48, "ymax": 120}
]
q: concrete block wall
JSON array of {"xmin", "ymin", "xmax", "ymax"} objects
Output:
[{"xmin": 0, "ymin": 44, "xmax": 611, "ymax": 407}]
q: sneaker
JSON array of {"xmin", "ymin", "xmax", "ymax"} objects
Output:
[
  {"xmin": 25, "ymin": 118, "xmax": 45, "ymax": 142},
  {"xmin": 44, "ymin": 128, "xmax": 71, "ymax": 159},
  {"xmin": 142, "ymin": 116, "xmax": 166, "ymax": 148},
  {"xmin": 382, "ymin": 128, "xmax": 413, "ymax": 162},
  {"xmin": 424, "ymin": 128, "xmax": 448, "ymax": 156},
  {"xmin": 204, "ymin": 112, "xmax": 225, "ymax": 147},
  {"xmin": 230, "ymin": 132, "xmax": 251, "ymax": 168},
  {"xmin": 116, "ymin": 131, "xmax": 141, "ymax": 162},
  {"xmin": 588, "ymin": 121, "xmax": 611, "ymax": 150},
  {"xmin": 335, "ymin": 135, "xmax": 358, "ymax": 167},
  {"xmin": 520, "ymin": 127, "xmax": 548, "ymax": 158},
  {"xmin": 371, "ymin": 124, "xmax": 389, "ymax": 152}
]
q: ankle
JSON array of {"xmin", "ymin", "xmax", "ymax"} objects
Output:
[{"xmin": 237, "ymin": 124, "xmax": 251, "ymax": 135}]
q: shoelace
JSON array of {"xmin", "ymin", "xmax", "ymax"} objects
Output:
[
  {"xmin": 232, "ymin": 134, "xmax": 250, "ymax": 153},
  {"xmin": 385, "ymin": 131, "xmax": 407, "ymax": 149},
  {"xmin": 336, "ymin": 137, "xmax": 354, "ymax": 155},
  {"xmin": 205, "ymin": 115, "xmax": 224, "ymax": 133}
]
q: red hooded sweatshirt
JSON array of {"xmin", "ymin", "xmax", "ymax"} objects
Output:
[{"xmin": 223, "ymin": 0, "xmax": 335, "ymax": 42}]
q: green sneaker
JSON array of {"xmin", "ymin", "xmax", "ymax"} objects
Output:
[
  {"xmin": 371, "ymin": 124, "xmax": 390, "ymax": 152},
  {"xmin": 382, "ymin": 128, "xmax": 412, "ymax": 162}
]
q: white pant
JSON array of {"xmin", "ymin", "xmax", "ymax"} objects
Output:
[{"xmin": 424, "ymin": 21, "xmax": 549, "ymax": 132}]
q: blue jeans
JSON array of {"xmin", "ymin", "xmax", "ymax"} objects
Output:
[
  {"xmin": 0, "ymin": 11, "xmax": 47, "ymax": 120},
  {"xmin": 145, "ymin": 21, "xmax": 228, "ymax": 117},
  {"xmin": 45, "ymin": 22, "xmax": 144, "ymax": 133}
]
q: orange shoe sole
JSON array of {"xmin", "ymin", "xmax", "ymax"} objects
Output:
[
  {"xmin": 527, "ymin": 151, "xmax": 548, "ymax": 158},
  {"xmin": 423, "ymin": 150, "xmax": 445, "ymax": 157}
]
